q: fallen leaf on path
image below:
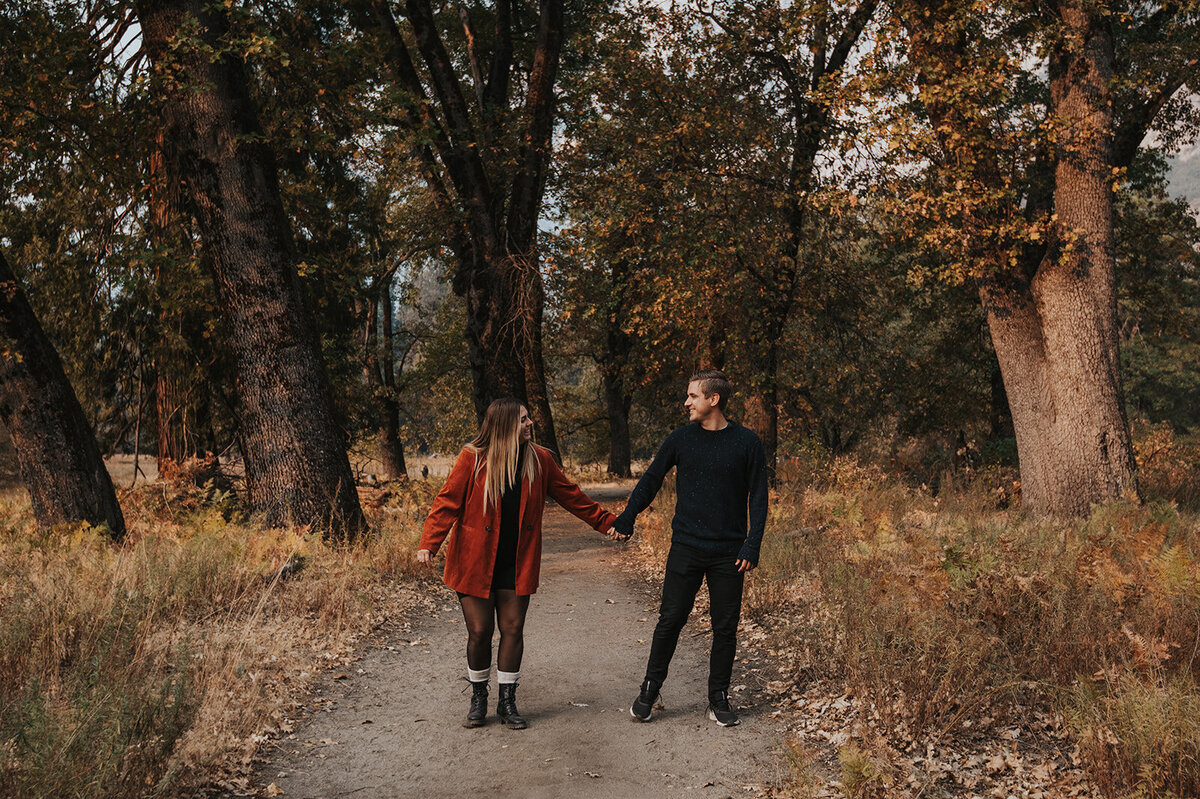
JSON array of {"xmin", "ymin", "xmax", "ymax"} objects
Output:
[
  {"xmin": 264, "ymin": 783, "xmax": 285, "ymax": 796},
  {"xmin": 584, "ymin": 771, "xmax": 601, "ymax": 778},
  {"xmin": 569, "ymin": 701, "xmax": 589, "ymax": 707}
]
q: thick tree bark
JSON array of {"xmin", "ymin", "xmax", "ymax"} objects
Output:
[
  {"xmin": 155, "ymin": 369, "xmax": 189, "ymax": 469},
  {"xmin": 0, "ymin": 252, "xmax": 126, "ymax": 537},
  {"xmin": 135, "ymin": 0, "xmax": 366, "ymax": 538},
  {"xmin": 461, "ymin": 253, "xmax": 532, "ymax": 411},
  {"xmin": 147, "ymin": 133, "xmax": 203, "ymax": 478},
  {"xmin": 980, "ymin": 1, "xmax": 1135, "ymax": 514}
]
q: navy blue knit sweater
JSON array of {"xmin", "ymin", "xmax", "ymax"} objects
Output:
[{"xmin": 613, "ymin": 421, "xmax": 768, "ymax": 564}]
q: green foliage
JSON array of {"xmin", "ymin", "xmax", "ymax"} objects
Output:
[{"xmin": 1117, "ymin": 151, "xmax": 1200, "ymax": 433}]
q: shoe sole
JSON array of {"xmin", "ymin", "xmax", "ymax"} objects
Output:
[
  {"xmin": 629, "ymin": 706, "xmax": 653, "ymax": 722},
  {"xmin": 707, "ymin": 708, "xmax": 740, "ymax": 727},
  {"xmin": 463, "ymin": 718, "xmax": 486, "ymax": 728},
  {"xmin": 498, "ymin": 715, "xmax": 527, "ymax": 730}
]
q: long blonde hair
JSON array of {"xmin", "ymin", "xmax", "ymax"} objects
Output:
[{"xmin": 465, "ymin": 398, "xmax": 540, "ymax": 508}]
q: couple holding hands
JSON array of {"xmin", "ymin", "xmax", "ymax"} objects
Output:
[{"xmin": 417, "ymin": 370, "xmax": 769, "ymax": 730}]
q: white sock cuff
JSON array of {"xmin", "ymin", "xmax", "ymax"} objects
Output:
[
  {"xmin": 468, "ymin": 667, "xmax": 491, "ymax": 683},
  {"xmin": 497, "ymin": 669, "xmax": 520, "ymax": 685}
]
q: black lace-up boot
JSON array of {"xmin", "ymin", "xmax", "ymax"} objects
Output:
[
  {"xmin": 463, "ymin": 681, "xmax": 488, "ymax": 728},
  {"xmin": 497, "ymin": 683, "xmax": 528, "ymax": 729}
]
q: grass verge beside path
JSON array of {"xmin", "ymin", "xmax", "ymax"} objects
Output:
[
  {"xmin": 0, "ymin": 478, "xmax": 435, "ymax": 798},
  {"xmin": 628, "ymin": 446, "xmax": 1200, "ymax": 798}
]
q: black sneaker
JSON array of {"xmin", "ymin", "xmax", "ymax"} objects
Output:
[
  {"xmin": 706, "ymin": 690, "xmax": 739, "ymax": 727},
  {"xmin": 630, "ymin": 678, "xmax": 660, "ymax": 722}
]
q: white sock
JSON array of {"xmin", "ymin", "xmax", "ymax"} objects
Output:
[
  {"xmin": 468, "ymin": 666, "xmax": 490, "ymax": 683},
  {"xmin": 497, "ymin": 669, "xmax": 520, "ymax": 685}
]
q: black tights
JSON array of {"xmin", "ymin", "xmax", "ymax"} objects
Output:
[{"xmin": 458, "ymin": 590, "xmax": 530, "ymax": 673}]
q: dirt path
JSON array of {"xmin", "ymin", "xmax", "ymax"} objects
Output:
[{"xmin": 253, "ymin": 484, "xmax": 787, "ymax": 799}]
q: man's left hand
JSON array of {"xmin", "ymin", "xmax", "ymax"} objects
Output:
[{"xmin": 736, "ymin": 558, "xmax": 756, "ymax": 573}]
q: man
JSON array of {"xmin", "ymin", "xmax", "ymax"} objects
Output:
[{"xmin": 613, "ymin": 370, "xmax": 768, "ymax": 727}]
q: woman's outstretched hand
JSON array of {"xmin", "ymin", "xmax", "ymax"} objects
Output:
[
  {"xmin": 416, "ymin": 549, "xmax": 434, "ymax": 565},
  {"xmin": 605, "ymin": 527, "xmax": 631, "ymax": 541}
]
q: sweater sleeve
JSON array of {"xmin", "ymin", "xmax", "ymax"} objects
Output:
[
  {"xmin": 613, "ymin": 433, "xmax": 678, "ymax": 536},
  {"xmin": 545, "ymin": 451, "xmax": 616, "ymax": 531},
  {"xmin": 737, "ymin": 436, "xmax": 769, "ymax": 564},
  {"xmin": 418, "ymin": 448, "xmax": 475, "ymax": 555}
]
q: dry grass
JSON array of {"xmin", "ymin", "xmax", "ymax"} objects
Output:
[
  {"xmin": 634, "ymin": 437, "xmax": 1200, "ymax": 797},
  {"xmin": 0, "ymin": 477, "xmax": 436, "ymax": 798}
]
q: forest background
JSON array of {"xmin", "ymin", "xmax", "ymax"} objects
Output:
[{"xmin": 3, "ymin": 0, "xmax": 1200, "ymax": 796}]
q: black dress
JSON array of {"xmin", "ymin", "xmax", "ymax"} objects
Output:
[{"xmin": 491, "ymin": 445, "xmax": 525, "ymax": 592}]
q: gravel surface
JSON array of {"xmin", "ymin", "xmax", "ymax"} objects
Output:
[{"xmin": 253, "ymin": 484, "xmax": 786, "ymax": 799}]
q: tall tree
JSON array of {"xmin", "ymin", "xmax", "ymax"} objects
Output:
[
  {"xmin": 133, "ymin": 0, "xmax": 366, "ymax": 538},
  {"xmin": 701, "ymin": 0, "xmax": 881, "ymax": 481},
  {"xmin": 0, "ymin": 251, "xmax": 126, "ymax": 537},
  {"xmin": 557, "ymin": 0, "xmax": 882, "ymax": 479},
  {"xmin": 356, "ymin": 0, "xmax": 567, "ymax": 454},
  {"xmin": 889, "ymin": 0, "xmax": 1200, "ymax": 514}
]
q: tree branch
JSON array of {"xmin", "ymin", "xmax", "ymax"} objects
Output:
[
  {"xmin": 484, "ymin": 0, "xmax": 513, "ymax": 114},
  {"xmin": 1112, "ymin": 65, "xmax": 1196, "ymax": 168},
  {"xmin": 402, "ymin": 0, "xmax": 499, "ymax": 247},
  {"xmin": 824, "ymin": 0, "xmax": 880, "ymax": 77},
  {"xmin": 505, "ymin": 0, "xmax": 564, "ymax": 251}
]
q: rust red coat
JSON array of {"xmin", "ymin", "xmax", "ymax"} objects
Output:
[{"xmin": 419, "ymin": 444, "xmax": 616, "ymax": 597}]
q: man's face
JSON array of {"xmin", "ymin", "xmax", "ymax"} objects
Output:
[
  {"xmin": 684, "ymin": 380, "xmax": 720, "ymax": 421},
  {"xmin": 518, "ymin": 406, "xmax": 534, "ymax": 442}
]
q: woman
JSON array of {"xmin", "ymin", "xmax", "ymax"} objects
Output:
[{"xmin": 418, "ymin": 398, "xmax": 620, "ymax": 729}]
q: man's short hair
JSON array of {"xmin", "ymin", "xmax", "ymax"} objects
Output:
[{"xmin": 689, "ymin": 369, "xmax": 732, "ymax": 411}]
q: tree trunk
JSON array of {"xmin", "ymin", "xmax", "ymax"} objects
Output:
[
  {"xmin": 983, "ymin": 1, "xmax": 1136, "ymax": 515},
  {"xmin": 602, "ymin": 304, "xmax": 633, "ymax": 478},
  {"xmin": 155, "ymin": 368, "xmax": 189, "ymax": 476},
  {"xmin": 377, "ymin": 275, "xmax": 407, "ymax": 480},
  {"xmin": 135, "ymin": 0, "xmax": 365, "ymax": 539},
  {"xmin": 0, "ymin": 252, "xmax": 126, "ymax": 537},
  {"xmin": 459, "ymin": 251, "xmax": 561, "ymax": 455},
  {"xmin": 743, "ymin": 335, "xmax": 780, "ymax": 484},
  {"xmin": 148, "ymin": 132, "xmax": 200, "ymax": 479},
  {"xmin": 462, "ymin": 254, "xmax": 532, "ymax": 412},
  {"xmin": 517, "ymin": 255, "xmax": 560, "ymax": 458},
  {"xmin": 698, "ymin": 308, "xmax": 728, "ymax": 371}
]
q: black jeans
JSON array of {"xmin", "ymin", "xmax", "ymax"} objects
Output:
[{"xmin": 644, "ymin": 543, "xmax": 745, "ymax": 696}]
